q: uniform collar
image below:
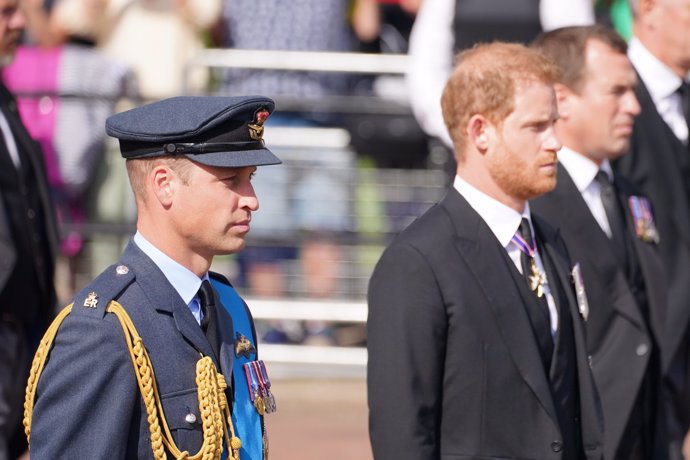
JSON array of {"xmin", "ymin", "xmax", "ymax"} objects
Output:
[
  {"xmin": 557, "ymin": 146, "xmax": 613, "ymax": 192},
  {"xmin": 133, "ymin": 231, "xmax": 206, "ymax": 306},
  {"xmin": 628, "ymin": 36, "xmax": 684, "ymax": 102}
]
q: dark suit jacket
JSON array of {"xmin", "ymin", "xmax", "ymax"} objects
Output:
[
  {"xmin": 30, "ymin": 241, "xmax": 251, "ymax": 459},
  {"xmin": 613, "ymin": 75, "xmax": 690, "ymax": 458},
  {"xmin": 367, "ymin": 188, "xmax": 603, "ymax": 460},
  {"xmin": 0, "ymin": 81, "xmax": 58, "ymax": 312},
  {"xmin": 532, "ymin": 167, "xmax": 666, "ymax": 460}
]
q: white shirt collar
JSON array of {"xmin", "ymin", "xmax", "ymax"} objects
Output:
[
  {"xmin": 133, "ymin": 231, "xmax": 205, "ymax": 306},
  {"xmin": 453, "ymin": 175, "xmax": 530, "ymax": 248},
  {"xmin": 628, "ymin": 36, "xmax": 684, "ymax": 102},
  {"xmin": 557, "ymin": 146, "xmax": 613, "ymax": 191}
]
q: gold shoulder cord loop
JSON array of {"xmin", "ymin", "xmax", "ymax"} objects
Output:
[{"xmin": 24, "ymin": 301, "xmax": 243, "ymax": 460}]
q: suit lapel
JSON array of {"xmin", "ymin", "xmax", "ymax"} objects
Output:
[
  {"xmin": 633, "ymin": 76, "xmax": 690, "ymax": 248},
  {"xmin": 616, "ymin": 175, "xmax": 666, "ymax": 347},
  {"xmin": 532, "ymin": 216, "xmax": 605, "ymax": 453},
  {"xmin": 121, "ymin": 241, "xmax": 216, "ymax": 360},
  {"xmin": 0, "ymin": 82, "xmax": 59, "ymax": 259},
  {"xmin": 543, "ymin": 169, "xmax": 646, "ymax": 330},
  {"xmin": 442, "ymin": 191, "xmax": 557, "ymax": 422}
]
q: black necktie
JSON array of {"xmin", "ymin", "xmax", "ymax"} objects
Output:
[
  {"xmin": 518, "ymin": 219, "xmax": 535, "ymax": 287},
  {"xmin": 518, "ymin": 219, "xmax": 549, "ymax": 308},
  {"xmin": 198, "ymin": 279, "xmax": 220, "ymax": 360},
  {"xmin": 595, "ymin": 170, "xmax": 628, "ymax": 265},
  {"xmin": 516, "ymin": 218, "xmax": 554, "ymax": 364}
]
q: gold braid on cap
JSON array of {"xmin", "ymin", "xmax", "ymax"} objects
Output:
[{"xmin": 23, "ymin": 302, "xmax": 243, "ymax": 460}]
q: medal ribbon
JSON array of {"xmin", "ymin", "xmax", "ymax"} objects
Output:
[
  {"xmin": 243, "ymin": 363, "xmax": 259, "ymax": 402},
  {"xmin": 252, "ymin": 362, "xmax": 266, "ymax": 397},
  {"xmin": 511, "ymin": 232, "xmax": 536, "ymax": 258}
]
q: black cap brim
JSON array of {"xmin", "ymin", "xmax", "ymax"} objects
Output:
[{"xmin": 184, "ymin": 146, "xmax": 282, "ymax": 168}]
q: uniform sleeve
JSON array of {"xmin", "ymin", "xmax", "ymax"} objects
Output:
[
  {"xmin": 29, "ymin": 311, "xmax": 138, "ymax": 460},
  {"xmin": 367, "ymin": 242, "xmax": 447, "ymax": 460}
]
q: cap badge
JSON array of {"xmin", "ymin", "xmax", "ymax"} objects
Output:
[{"xmin": 248, "ymin": 108, "xmax": 270, "ymax": 141}]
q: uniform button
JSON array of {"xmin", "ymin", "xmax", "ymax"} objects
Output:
[
  {"xmin": 636, "ymin": 344, "xmax": 649, "ymax": 356},
  {"xmin": 185, "ymin": 413, "xmax": 197, "ymax": 424},
  {"xmin": 27, "ymin": 209, "xmax": 35, "ymax": 219},
  {"xmin": 587, "ymin": 355, "xmax": 593, "ymax": 368},
  {"xmin": 551, "ymin": 440, "xmax": 562, "ymax": 452}
]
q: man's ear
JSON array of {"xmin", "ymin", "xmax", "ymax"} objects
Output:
[
  {"xmin": 150, "ymin": 163, "xmax": 175, "ymax": 208},
  {"xmin": 554, "ymin": 83, "xmax": 574, "ymax": 120},
  {"xmin": 468, "ymin": 114, "xmax": 491, "ymax": 152}
]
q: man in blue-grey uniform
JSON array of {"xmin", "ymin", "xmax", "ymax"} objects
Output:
[{"xmin": 25, "ymin": 96, "xmax": 281, "ymax": 460}]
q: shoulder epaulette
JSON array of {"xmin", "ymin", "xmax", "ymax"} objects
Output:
[{"xmin": 71, "ymin": 263, "xmax": 136, "ymax": 319}]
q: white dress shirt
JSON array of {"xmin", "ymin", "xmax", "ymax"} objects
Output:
[
  {"xmin": 454, "ymin": 175, "xmax": 559, "ymax": 336},
  {"xmin": 558, "ymin": 147, "xmax": 616, "ymax": 237},
  {"xmin": 628, "ymin": 36, "xmax": 689, "ymax": 145},
  {"xmin": 0, "ymin": 109, "xmax": 21, "ymax": 169},
  {"xmin": 133, "ymin": 231, "xmax": 207, "ymax": 325}
]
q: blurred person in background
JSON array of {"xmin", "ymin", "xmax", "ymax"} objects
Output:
[
  {"xmin": 406, "ymin": 0, "xmax": 594, "ymax": 178},
  {"xmin": 0, "ymin": 0, "xmax": 134, "ymax": 301},
  {"xmin": 0, "ymin": 1, "xmax": 59, "ymax": 459},
  {"xmin": 351, "ymin": 0, "xmax": 423, "ymax": 53},
  {"xmin": 612, "ymin": 0, "xmax": 690, "ymax": 458},
  {"xmin": 531, "ymin": 25, "xmax": 667, "ymax": 460},
  {"xmin": 46, "ymin": 0, "xmax": 221, "ymax": 100},
  {"xmin": 368, "ymin": 42, "xmax": 603, "ymax": 460}
]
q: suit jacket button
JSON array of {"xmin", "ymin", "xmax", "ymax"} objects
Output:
[
  {"xmin": 636, "ymin": 344, "xmax": 649, "ymax": 356},
  {"xmin": 551, "ymin": 440, "xmax": 562, "ymax": 452}
]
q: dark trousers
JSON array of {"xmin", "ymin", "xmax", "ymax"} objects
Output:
[{"xmin": 0, "ymin": 321, "xmax": 29, "ymax": 460}]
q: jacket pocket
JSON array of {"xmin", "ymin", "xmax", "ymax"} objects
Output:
[{"xmin": 160, "ymin": 388, "xmax": 203, "ymax": 454}]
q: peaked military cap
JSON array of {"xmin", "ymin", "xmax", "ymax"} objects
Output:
[{"xmin": 105, "ymin": 95, "xmax": 281, "ymax": 168}]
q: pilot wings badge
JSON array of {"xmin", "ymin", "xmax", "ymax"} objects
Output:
[{"xmin": 235, "ymin": 332, "xmax": 257, "ymax": 359}]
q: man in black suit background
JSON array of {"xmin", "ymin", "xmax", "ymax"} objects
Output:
[
  {"xmin": 531, "ymin": 25, "xmax": 666, "ymax": 460},
  {"xmin": 367, "ymin": 42, "xmax": 603, "ymax": 460},
  {"xmin": 612, "ymin": 1, "xmax": 690, "ymax": 458},
  {"xmin": 0, "ymin": 1, "xmax": 58, "ymax": 459}
]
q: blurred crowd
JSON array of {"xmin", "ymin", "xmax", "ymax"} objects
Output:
[
  {"xmin": 5, "ymin": 0, "xmax": 632, "ymax": 339},
  {"xmin": 0, "ymin": 1, "xmax": 648, "ymax": 334}
]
